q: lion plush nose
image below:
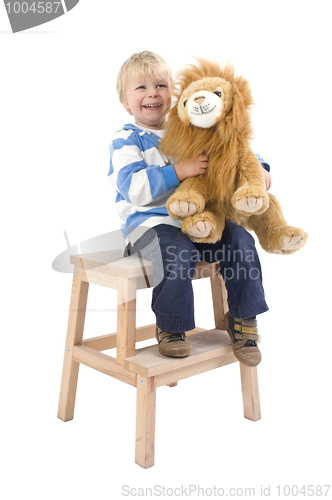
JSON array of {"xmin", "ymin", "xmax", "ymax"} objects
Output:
[{"xmin": 194, "ymin": 97, "xmax": 205, "ymax": 105}]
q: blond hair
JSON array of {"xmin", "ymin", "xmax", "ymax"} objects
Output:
[{"xmin": 116, "ymin": 51, "xmax": 173, "ymax": 103}]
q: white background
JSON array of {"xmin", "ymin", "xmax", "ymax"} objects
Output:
[{"xmin": 1, "ymin": 1, "xmax": 331, "ymax": 498}]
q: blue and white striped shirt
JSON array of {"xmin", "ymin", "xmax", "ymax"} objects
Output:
[
  {"xmin": 108, "ymin": 123, "xmax": 182, "ymax": 239},
  {"xmin": 108, "ymin": 123, "xmax": 270, "ymax": 240}
]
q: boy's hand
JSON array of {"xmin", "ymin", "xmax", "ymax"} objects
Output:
[
  {"xmin": 174, "ymin": 154, "xmax": 208, "ymax": 182},
  {"xmin": 262, "ymin": 167, "xmax": 272, "ymax": 191}
]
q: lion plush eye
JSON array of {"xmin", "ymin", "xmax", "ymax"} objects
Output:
[
  {"xmin": 214, "ymin": 91, "xmax": 222, "ymax": 97},
  {"xmin": 183, "ymin": 99, "xmax": 187, "ymax": 107}
]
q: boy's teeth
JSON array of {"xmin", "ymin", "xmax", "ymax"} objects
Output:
[{"xmin": 144, "ymin": 104, "xmax": 160, "ymax": 108}]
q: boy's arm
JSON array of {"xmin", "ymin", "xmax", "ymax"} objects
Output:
[
  {"xmin": 262, "ymin": 168, "xmax": 272, "ymax": 191},
  {"xmin": 109, "ymin": 133, "xmax": 179, "ymax": 206},
  {"xmin": 256, "ymin": 153, "xmax": 270, "ymax": 172},
  {"xmin": 256, "ymin": 154, "xmax": 272, "ymax": 191}
]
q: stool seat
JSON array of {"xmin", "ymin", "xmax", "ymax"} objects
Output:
[
  {"xmin": 70, "ymin": 250, "xmax": 218, "ymax": 289},
  {"xmin": 57, "ymin": 251, "xmax": 261, "ymax": 469},
  {"xmin": 71, "ymin": 249, "xmax": 148, "ymax": 279}
]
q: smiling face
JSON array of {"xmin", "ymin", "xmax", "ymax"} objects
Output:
[
  {"xmin": 122, "ymin": 73, "xmax": 172, "ymax": 130},
  {"xmin": 177, "ymin": 77, "xmax": 233, "ymax": 128}
]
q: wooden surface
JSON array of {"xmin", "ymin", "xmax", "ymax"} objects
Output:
[
  {"xmin": 124, "ymin": 329, "xmax": 235, "ymax": 378},
  {"xmin": 57, "ymin": 267, "xmax": 89, "ymax": 422},
  {"xmin": 71, "ymin": 250, "xmax": 149, "ymax": 279},
  {"xmin": 116, "ymin": 276, "xmax": 137, "ymax": 363},
  {"xmin": 240, "ymin": 363, "xmax": 261, "ymax": 421},
  {"xmin": 59, "ymin": 251, "xmax": 261, "ymax": 470},
  {"xmin": 72, "ymin": 345, "xmax": 136, "ymax": 387},
  {"xmin": 135, "ymin": 376, "xmax": 156, "ymax": 468},
  {"xmin": 210, "ymin": 268, "xmax": 228, "ymax": 329},
  {"xmin": 70, "ymin": 251, "xmax": 218, "ymax": 281}
]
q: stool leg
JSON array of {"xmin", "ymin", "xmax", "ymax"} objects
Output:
[
  {"xmin": 135, "ymin": 376, "xmax": 156, "ymax": 468},
  {"xmin": 116, "ymin": 277, "xmax": 137, "ymax": 364},
  {"xmin": 239, "ymin": 363, "xmax": 261, "ymax": 421},
  {"xmin": 57, "ymin": 268, "xmax": 89, "ymax": 422},
  {"xmin": 210, "ymin": 267, "xmax": 228, "ymax": 330}
]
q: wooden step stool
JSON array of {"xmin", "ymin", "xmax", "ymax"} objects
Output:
[{"xmin": 57, "ymin": 250, "xmax": 261, "ymax": 468}]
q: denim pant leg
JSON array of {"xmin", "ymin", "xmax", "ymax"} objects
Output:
[
  {"xmin": 131, "ymin": 222, "xmax": 268, "ymax": 332},
  {"xmin": 150, "ymin": 225, "xmax": 200, "ymax": 333},
  {"xmin": 195, "ymin": 221, "xmax": 269, "ymax": 319}
]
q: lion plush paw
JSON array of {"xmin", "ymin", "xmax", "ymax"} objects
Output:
[
  {"xmin": 266, "ymin": 226, "xmax": 308, "ymax": 255},
  {"xmin": 166, "ymin": 190, "xmax": 206, "ymax": 220},
  {"xmin": 232, "ymin": 187, "xmax": 269, "ymax": 216},
  {"xmin": 281, "ymin": 232, "xmax": 308, "ymax": 253},
  {"xmin": 181, "ymin": 211, "xmax": 224, "ymax": 243},
  {"xmin": 234, "ymin": 196, "xmax": 265, "ymax": 213},
  {"xmin": 187, "ymin": 220, "xmax": 212, "ymax": 238},
  {"xmin": 169, "ymin": 199, "xmax": 198, "ymax": 218}
]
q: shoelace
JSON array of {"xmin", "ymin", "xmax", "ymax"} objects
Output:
[
  {"xmin": 158, "ymin": 330, "xmax": 186, "ymax": 343},
  {"xmin": 165, "ymin": 333, "xmax": 186, "ymax": 343}
]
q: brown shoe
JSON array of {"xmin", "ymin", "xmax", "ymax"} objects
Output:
[
  {"xmin": 155, "ymin": 327, "xmax": 192, "ymax": 358},
  {"xmin": 226, "ymin": 314, "xmax": 262, "ymax": 367}
]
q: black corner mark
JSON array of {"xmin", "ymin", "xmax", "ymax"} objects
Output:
[{"xmin": 4, "ymin": 0, "xmax": 80, "ymax": 33}]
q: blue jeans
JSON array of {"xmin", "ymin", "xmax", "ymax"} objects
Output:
[{"xmin": 129, "ymin": 223, "xmax": 268, "ymax": 333}]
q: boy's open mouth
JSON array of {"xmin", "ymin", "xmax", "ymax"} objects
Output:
[{"xmin": 143, "ymin": 104, "xmax": 162, "ymax": 109}]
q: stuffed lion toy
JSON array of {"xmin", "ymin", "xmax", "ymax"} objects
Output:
[{"xmin": 160, "ymin": 59, "xmax": 308, "ymax": 254}]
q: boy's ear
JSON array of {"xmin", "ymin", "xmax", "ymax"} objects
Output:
[{"xmin": 120, "ymin": 94, "xmax": 131, "ymax": 113}]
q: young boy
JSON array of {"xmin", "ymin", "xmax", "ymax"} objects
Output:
[{"xmin": 108, "ymin": 51, "xmax": 271, "ymax": 367}]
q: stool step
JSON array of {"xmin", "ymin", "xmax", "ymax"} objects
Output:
[{"xmin": 124, "ymin": 329, "xmax": 237, "ymax": 387}]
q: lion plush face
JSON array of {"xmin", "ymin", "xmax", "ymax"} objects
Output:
[
  {"xmin": 177, "ymin": 76, "xmax": 233, "ymax": 129},
  {"xmin": 160, "ymin": 60, "xmax": 254, "ymax": 161}
]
